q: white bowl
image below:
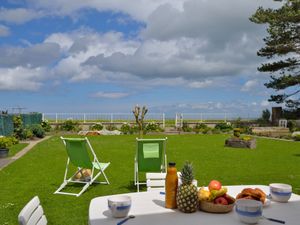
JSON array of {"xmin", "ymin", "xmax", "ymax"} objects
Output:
[
  {"xmin": 108, "ymin": 195, "xmax": 131, "ymax": 218},
  {"xmin": 269, "ymin": 183, "xmax": 292, "ymax": 202},
  {"xmin": 235, "ymin": 199, "xmax": 263, "ymax": 224}
]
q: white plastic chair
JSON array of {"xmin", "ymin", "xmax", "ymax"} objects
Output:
[
  {"xmin": 18, "ymin": 196, "xmax": 47, "ymax": 225},
  {"xmin": 146, "ymin": 172, "xmax": 182, "ymax": 191},
  {"xmin": 146, "ymin": 172, "xmax": 166, "ymax": 191}
]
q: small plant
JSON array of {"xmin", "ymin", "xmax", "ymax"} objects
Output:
[
  {"xmin": 287, "ymin": 120, "xmax": 297, "ymax": 132},
  {"xmin": 22, "ymin": 128, "xmax": 34, "ymax": 139},
  {"xmin": 214, "ymin": 122, "xmax": 233, "ymax": 132},
  {"xmin": 60, "ymin": 120, "xmax": 80, "ymax": 132},
  {"xmin": 233, "ymin": 128, "xmax": 241, "ymax": 138},
  {"xmin": 120, "ymin": 123, "xmax": 131, "ymax": 134},
  {"xmin": 293, "ymin": 134, "xmax": 300, "ymax": 141},
  {"xmin": 0, "ymin": 136, "xmax": 18, "ymax": 149},
  {"xmin": 194, "ymin": 123, "xmax": 208, "ymax": 134},
  {"xmin": 90, "ymin": 123, "xmax": 103, "ymax": 131},
  {"xmin": 13, "ymin": 115, "xmax": 24, "ymax": 139},
  {"xmin": 0, "ymin": 137, "xmax": 12, "ymax": 149},
  {"xmin": 182, "ymin": 121, "xmax": 192, "ymax": 132},
  {"xmin": 145, "ymin": 121, "xmax": 162, "ymax": 132},
  {"xmin": 105, "ymin": 124, "xmax": 117, "ymax": 131},
  {"xmin": 30, "ymin": 124, "xmax": 45, "ymax": 138},
  {"xmin": 41, "ymin": 119, "xmax": 51, "ymax": 132}
]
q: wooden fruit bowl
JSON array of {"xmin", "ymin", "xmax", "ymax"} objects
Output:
[{"xmin": 199, "ymin": 196, "xmax": 235, "ymax": 213}]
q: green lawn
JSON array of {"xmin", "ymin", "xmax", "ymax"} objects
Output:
[
  {"xmin": 0, "ymin": 134, "xmax": 300, "ymax": 225},
  {"xmin": 8, "ymin": 143, "xmax": 29, "ymax": 157}
]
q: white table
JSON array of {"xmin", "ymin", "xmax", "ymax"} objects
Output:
[{"xmin": 89, "ymin": 185, "xmax": 300, "ymax": 225}]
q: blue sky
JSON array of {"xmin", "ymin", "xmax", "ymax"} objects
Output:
[{"xmin": 0, "ymin": 0, "xmax": 282, "ymax": 118}]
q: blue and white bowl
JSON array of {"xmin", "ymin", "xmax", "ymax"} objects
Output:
[
  {"xmin": 108, "ymin": 195, "xmax": 131, "ymax": 218},
  {"xmin": 235, "ymin": 199, "xmax": 263, "ymax": 224},
  {"xmin": 270, "ymin": 183, "xmax": 292, "ymax": 202}
]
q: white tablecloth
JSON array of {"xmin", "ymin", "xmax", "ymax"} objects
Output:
[{"xmin": 89, "ymin": 185, "xmax": 300, "ymax": 225}]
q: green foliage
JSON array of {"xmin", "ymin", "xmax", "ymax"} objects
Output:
[
  {"xmin": 293, "ymin": 134, "xmax": 300, "ymax": 141},
  {"xmin": 233, "ymin": 128, "xmax": 241, "ymax": 137},
  {"xmin": 287, "ymin": 120, "xmax": 297, "ymax": 132},
  {"xmin": 256, "ymin": 109, "xmax": 272, "ymax": 126},
  {"xmin": 182, "ymin": 121, "xmax": 192, "ymax": 132},
  {"xmin": 0, "ymin": 136, "xmax": 18, "ymax": 149},
  {"xmin": 214, "ymin": 122, "xmax": 233, "ymax": 132},
  {"xmin": 22, "ymin": 128, "xmax": 34, "ymax": 139},
  {"xmin": 60, "ymin": 120, "xmax": 80, "ymax": 132},
  {"xmin": 90, "ymin": 123, "xmax": 103, "ymax": 131},
  {"xmin": 13, "ymin": 115, "xmax": 24, "ymax": 139},
  {"xmin": 145, "ymin": 122, "xmax": 162, "ymax": 132},
  {"xmin": 262, "ymin": 109, "xmax": 271, "ymax": 122},
  {"xmin": 193, "ymin": 123, "xmax": 211, "ymax": 134},
  {"xmin": 120, "ymin": 123, "xmax": 131, "ymax": 134},
  {"xmin": 30, "ymin": 124, "xmax": 45, "ymax": 138},
  {"xmin": 250, "ymin": 0, "xmax": 300, "ymax": 108},
  {"xmin": 105, "ymin": 124, "xmax": 117, "ymax": 131},
  {"xmin": 41, "ymin": 120, "xmax": 51, "ymax": 132}
]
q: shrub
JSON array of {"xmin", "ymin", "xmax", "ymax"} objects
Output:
[
  {"xmin": 287, "ymin": 120, "xmax": 297, "ymax": 132},
  {"xmin": 22, "ymin": 128, "xmax": 34, "ymax": 139},
  {"xmin": 105, "ymin": 124, "xmax": 117, "ymax": 131},
  {"xmin": 90, "ymin": 123, "xmax": 103, "ymax": 131},
  {"xmin": 41, "ymin": 120, "xmax": 51, "ymax": 132},
  {"xmin": 129, "ymin": 124, "xmax": 139, "ymax": 134},
  {"xmin": 293, "ymin": 134, "xmax": 300, "ymax": 141},
  {"xmin": 60, "ymin": 120, "xmax": 80, "ymax": 131},
  {"xmin": 13, "ymin": 115, "xmax": 24, "ymax": 139},
  {"xmin": 182, "ymin": 121, "xmax": 192, "ymax": 132},
  {"xmin": 30, "ymin": 124, "xmax": 45, "ymax": 138},
  {"xmin": 145, "ymin": 122, "xmax": 162, "ymax": 132},
  {"xmin": 233, "ymin": 128, "xmax": 241, "ymax": 137},
  {"xmin": 120, "ymin": 123, "xmax": 131, "ymax": 134},
  {"xmin": 194, "ymin": 123, "xmax": 209, "ymax": 134},
  {"xmin": 0, "ymin": 136, "xmax": 18, "ymax": 149},
  {"xmin": 214, "ymin": 122, "xmax": 233, "ymax": 132}
]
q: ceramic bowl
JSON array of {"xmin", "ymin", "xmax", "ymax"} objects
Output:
[
  {"xmin": 269, "ymin": 183, "xmax": 292, "ymax": 202},
  {"xmin": 108, "ymin": 195, "xmax": 131, "ymax": 218},
  {"xmin": 235, "ymin": 199, "xmax": 263, "ymax": 224}
]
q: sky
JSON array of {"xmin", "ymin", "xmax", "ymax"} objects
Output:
[{"xmin": 0, "ymin": 0, "xmax": 283, "ymax": 118}]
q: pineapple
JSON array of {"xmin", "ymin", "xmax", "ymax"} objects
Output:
[{"xmin": 177, "ymin": 161, "xmax": 198, "ymax": 213}]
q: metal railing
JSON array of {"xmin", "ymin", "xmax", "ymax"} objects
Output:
[
  {"xmin": 42, "ymin": 113, "xmax": 166, "ymax": 128},
  {"xmin": 175, "ymin": 113, "xmax": 257, "ymax": 127}
]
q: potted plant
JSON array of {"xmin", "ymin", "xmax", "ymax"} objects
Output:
[{"xmin": 0, "ymin": 137, "xmax": 12, "ymax": 158}]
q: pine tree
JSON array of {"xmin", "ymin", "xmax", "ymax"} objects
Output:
[{"xmin": 250, "ymin": 0, "xmax": 300, "ymax": 109}]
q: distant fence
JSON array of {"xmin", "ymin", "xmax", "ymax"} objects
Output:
[
  {"xmin": 42, "ymin": 113, "xmax": 166, "ymax": 128},
  {"xmin": 175, "ymin": 113, "xmax": 258, "ymax": 127},
  {"xmin": 0, "ymin": 113, "xmax": 42, "ymax": 136}
]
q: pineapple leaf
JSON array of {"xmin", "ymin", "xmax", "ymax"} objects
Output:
[{"xmin": 180, "ymin": 161, "xmax": 194, "ymax": 185}]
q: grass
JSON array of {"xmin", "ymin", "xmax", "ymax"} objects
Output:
[{"xmin": 0, "ymin": 134, "xmax": 300, "ymax": 224}]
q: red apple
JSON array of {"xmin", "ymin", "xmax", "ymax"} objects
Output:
[
  {"xmin": 208, "ymin": 180, "xmax": 222, "ymax": 191},
  {"xmin": 223, "ymin": 194, "xmax": 235, "ymax": 204},
  {"xmin": 214, "ymin": 196, "xmax": 228, "ymax": 205}
]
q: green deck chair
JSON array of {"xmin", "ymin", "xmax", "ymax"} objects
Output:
[
  {"xmin": 134, "ymin": 138, "xmax": 167, "ymax": 192},
  {"xmin": 54, "ymin": 137, "xmax": 110, "ymax": 197}
]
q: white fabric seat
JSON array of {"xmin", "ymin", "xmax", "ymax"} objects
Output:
[{"xmin": 18, "ymin": 196, "xmax": 47, "ymax": 225}]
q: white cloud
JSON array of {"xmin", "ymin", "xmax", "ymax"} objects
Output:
[
  {"xmin": 0, "ymin": 24, "xmax": 10, "ymax": 36},
  {"xmin": 0, "ymin": 8, "xmax": 43, "ymax": 24},
  {"xmin": 0, "ymin": 42, "xmax": 61, "ymax": 68},
  {"xmin": 241, "ymin": 79, "xmax": 259, "ymax": 92},
  {"xmin": 188, "ymin": 80, "xmax": 213, "ymax": 88},
  {"xmin": 0, "ymin": 67, "xmax": 45, "ymax": 91},
  {"xmin": 91, "ymin": 91, "xmax": 129, "ymax": 99},
  {"xmin": 260, "ymin": 100, "xmax": 270, "ymax": 107}
]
